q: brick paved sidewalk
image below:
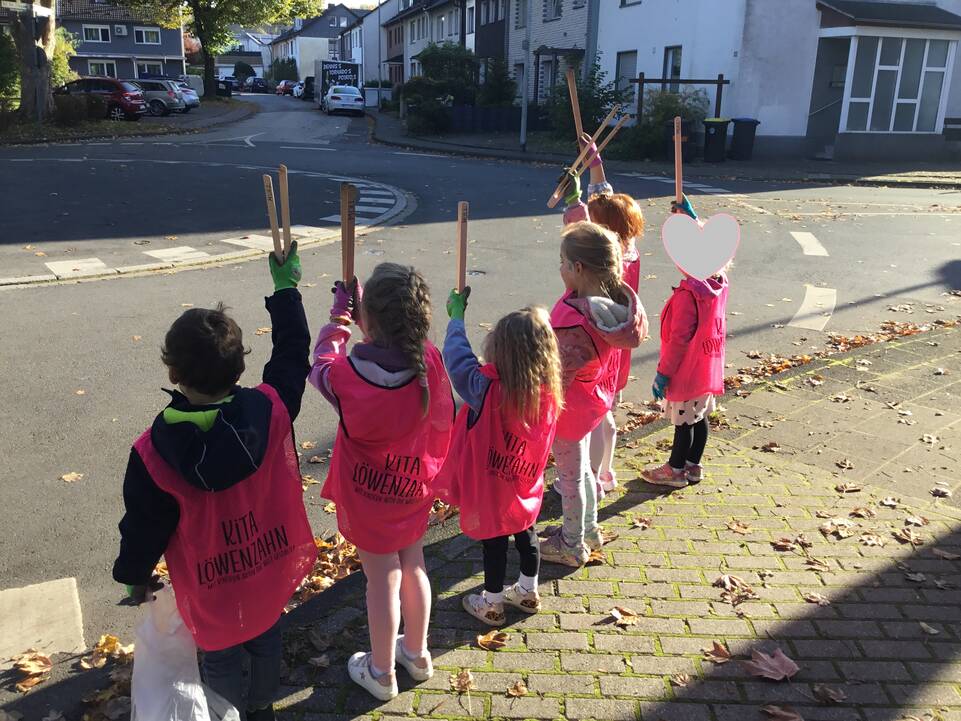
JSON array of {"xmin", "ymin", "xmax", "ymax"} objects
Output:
[{"xmin": 277, "ymin": 327, "xmax": 961, "ymax": 721}]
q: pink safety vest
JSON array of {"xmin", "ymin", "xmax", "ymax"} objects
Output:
[
  {"xmin": 617, "ymin": 251, "xmax": 641, "ymax": 391},
  {"xmin": 662, "ymin": 277, "xmax": 729, "ymax": 402},
  {"xmin": 434, "ymin": 365, "xmax": 558, "ymax": 540},
  {"xmin": 322, "ymin": 343, "xmax": 454, "ymax": 554},
  {"xmin": 134, "ymin": 383, "xmax": 317, "ymax": 652},
  {"xmin": 550, "ymin": 293, "xmax": 620, "ymax": 442}
]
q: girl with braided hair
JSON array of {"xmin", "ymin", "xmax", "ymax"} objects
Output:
[{"xmin": 309, "ymin": 262, "xmax": 454, "ymax": 701}]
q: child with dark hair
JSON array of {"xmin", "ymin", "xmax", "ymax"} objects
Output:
[{"xmin": 113, "ymin": 245, "xmax": 317, "ymax": 721}]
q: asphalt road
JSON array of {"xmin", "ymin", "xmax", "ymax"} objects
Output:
[{"xmin": 1, "ymin": 94, "xmax": 960, "ymax": 705}]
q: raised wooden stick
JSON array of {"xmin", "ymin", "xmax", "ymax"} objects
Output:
[
  {"xmin": 547, "ymin": 104, "xmax": 621, "ymax": 208},
  {"xmin": 263, "ymin": 174, "xmax": 282, "ymax": 260},
  {"xmin": 565, "ymin": 67, "xmax": 583, "ymax": 141},
  {"xmin": 673, "ymin": 116, "xmax": 683, "ymax": 204},
  {"xmin": 593, "ymin": 114, "xmax": 629, "ymax": 160},
  {"xmin": 278, "ymin": 164, "xmax": 292, "ymax": 258},
  {"xmin": 340, "ymin": 182, "xmax": 358, "ymax": 282},
  {"xmin": 456, "ymin": 201, "xmax": 469, "ymax": 292}
]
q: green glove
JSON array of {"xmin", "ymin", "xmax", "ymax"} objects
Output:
[
  {"xmin": 563, "ymin": 170, "xmax": 581, "ymax": 207},
  {"xmin": 268, "ymin": 240, "xmax": 302, "ymax": 291},
  {"xmin": 447, "ymin": 287, "xmax": 471, "ymax": 320}
]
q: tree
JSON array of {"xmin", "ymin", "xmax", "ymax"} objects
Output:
[
  {"xmin": 0, "ymin": 32, "xmax": 18, "ymax": 109},
  {"xmin": 548, "ymin": 58, "xmax": 624, "ymax": 140},
  {"xmin": 120, "ymin": 0, "xmax": 320, "ymax": 97},
  {"xmin": 477, "ymin": 58, "xmax": 516, "ymax": 108},
  {"xmin": 266, "ymin": 58, "xmax": 298, "ymax": 82},
  {"xmin": 10, "ymin": 0, "xmax": 57, "ymax": 121},
  {"xmin": 233, "ymin": 60, "xmax": 256, "ymax": 83},
  {"xmin": 50, "ymin": 28, "xmax": 78, "ymax": 88}
]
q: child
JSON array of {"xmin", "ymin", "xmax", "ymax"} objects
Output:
[
  {"xmin": 309, "ymin": 263, "xmax": 454, "ymax": 701},
  {"xmin": 541, "ymin": 222, "xmax": 647, "ymax": 567},
  {"xmin": 113, "ymin": 244, "xmax": 317, "ymax": 721},
  {"xmin": 643, "ymin": 198, "xmax": 729, "ymax": 488},
  {"xmin": 436, "ymin": 291, "xmax": 562, "ymax": 624}
]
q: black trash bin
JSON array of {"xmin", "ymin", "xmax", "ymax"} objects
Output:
[
  {"xmin": 702, "ymin": 118, "xmax": 730, "ymax": 162},
  {"xmin": 730, "ymin": 118, "xmax": 760, "ymax": 160},
  {"xmin": 664, "ymin": 119, "xmax": 696, "ymax": 162}
]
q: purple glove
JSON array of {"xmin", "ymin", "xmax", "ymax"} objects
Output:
[
  {"xmin": 331, "ymin": 278, "xmax": 361, "ymax": 323},
  {"xmin": 579, "ymin": 133, "xmax": 601, "ymax": 168},
  {"xmin": 563, "ymin": 201, "xmax": 589, "ymax": 226}
]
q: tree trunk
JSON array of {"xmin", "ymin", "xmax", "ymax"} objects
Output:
[
  {"xmin": 13, "ymin": 3, "xmax": 56, "ymax": 122},
  {"xmin": 202, "ymin": 49, "xmax": 216, "ymax": 98}
]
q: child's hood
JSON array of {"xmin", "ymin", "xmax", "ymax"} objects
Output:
[
  {"xmin": 679, "ymin": 272, "xmax": 728, "ymax": 300},
  {"xmin": 567, "ymin": 283, "xmax": 647, "ymax": 349},
  {"xmin": 150, "ymin": 386, "xmax": 272, "ymax": 492}
]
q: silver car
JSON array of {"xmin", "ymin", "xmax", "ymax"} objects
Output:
[
  {"xmin": 322, "ymin": 85, "xmax": 365, "ymax": 116},
  {"xmin": 176, "ymin": 82, "xmax": 200, "ymax": 112},
  {"xmin": 133, "ymin": 79, "xmax": 186, "ymax": 116}
]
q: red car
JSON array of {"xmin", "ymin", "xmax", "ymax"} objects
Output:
[
  {"xmin": 57, "ymin": 77, "xmax": 146, "ymax": 120},
  {"xmin": 275, "ymin": 80, "xmax": 296, "ymax": 96}
]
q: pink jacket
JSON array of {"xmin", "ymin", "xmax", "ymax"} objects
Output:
[{"xmin": 657, "ymin": 274, "xmax": 729, "ymax": 401}]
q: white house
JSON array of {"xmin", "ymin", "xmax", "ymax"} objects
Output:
[
  {"xmin": 597, "ymin": 0, "xmax": 961, "ymax": 160},
  {"xmin": 269, "ymin": 3, "xmax": 362, "ymax": 79}
]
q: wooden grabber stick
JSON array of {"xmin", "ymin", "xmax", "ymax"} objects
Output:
[
  {"xmin": 278, "ymin": 164, "xmax": 292, "ymax": 259},
  {"xmin": 340, "ymin": 182, "xmax": 358, "ymax": 282},
  {"xmin": 565, "ymin": 67, "xmax": 583, "ymax": 141},
  {"xmin": 456, "ymin": 201, "xmax": 469, "ymax": 293},
  {"xmin": 673, "ymin": 115, "xmax": 683, "ymax": 205},
  {"xmin": 263, "ymin": 174, "xmax": 282, "ymax": 261}
]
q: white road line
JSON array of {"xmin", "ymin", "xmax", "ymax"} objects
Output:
[
  {"xmin": 357, "ymin": 196, "xmax": 394, "ymax": 205},
  {"xmin": 121, "ymin": 142, "xmax": 143, "ymax": 146},
  {"xmin": 355, "ymin": 205, "xmax": 391, "ymax": 214},
  {"xmin": 392, "ymin": 151, "xmax": 446, "ymax": 158},
  {"xmin": 144, "ymin": 246, "xmax": 211, "ymax": 263},
  {"xmin": 319, "ymin": 214, "xmax": 375, "ymax": 224},
  {"xmin": 10, "ymin": 158, "xmax": 33, "ymax": 162},
  {"xmin": 290, "ymin": 225, "xmax": 329, "ymax": 237},
  {"xmin": 279, "ymin": 146, "xmax": 334, "ymax": 151},
  {"xmin": 0, "ymin": 578, "xmax": 85, "ymax": 659},
  {"xmin": 56, "ymin": 158, "xmax": 84, "ymax": 162},
  {"xmin": 791, "ymin": 231, "xmax": 830, "ymax": 257},
  {"xmin": 358, "ymin": 189, "xmax": 394, "ymax": 197},
  {"xmin": 45, "ymin": 258, "xmax": 113, "ymax": 279},
  {"xmin": 221, "ymin": 235, "xmax": 275, "ymax": 252},
  {"xmin": 789, "ymin": 285, "xmax": 837, "ymax": 331}
]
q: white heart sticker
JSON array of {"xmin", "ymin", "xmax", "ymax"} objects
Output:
[{"xmin": 661, "ymin": 213, "xmax": 740, "ymax": 280}]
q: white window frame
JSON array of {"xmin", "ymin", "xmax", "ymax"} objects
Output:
[
  {"xmin": 134, "ymin": 26, "xmax": 161, "ymax": 45},
  {"xmin": 838, "ymin": 33, "xmax": 957, "ymax": 134},
  {"xmin": 136, "ymin": 61, "xmax": 163, "ymax": 77},
  {"xmin": 87, "ymin": 59, "xmax": 117, "ymax": 77},
  {"xmin": 82, "ymin": 24, "xmax": 110, "ymax": 43}
]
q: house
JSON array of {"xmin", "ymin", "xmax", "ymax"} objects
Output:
[
  {"xmin": 220, "ymin": 24, "xmax": 285, "ymax": 77},
  {"xmin": 57, "ymin": 0, "xmax": 185, "ymax": 80},
  {"xmin": 474, "ymin": 0, "xmax": 506, "ymax": 76},
  {"xmin": 336, "ymin": 1, "xmax": 415, "ymax": 87},
  {"xmin": 597, "ymin": 0, "xmax": 961, "ymax": 160},
  {"xmin": 338, "ymin": 10, "xmax": 370, "ymax": 67},
  {"xmin": 384, "ymin": 0, "xmax": 467, "ymax": 80},
  {"xmin": 506, "ymin": 0, "xmax": 595, "ymax": 103},
  {"xmin": 269, "ymin": 3, "xmax": 362, "ymax": 79},
  {"xmin": 215, "ymin": 50, "xmax": 265, "ymax": 79}
]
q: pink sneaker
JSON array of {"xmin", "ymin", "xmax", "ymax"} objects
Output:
[
  {"xmin": 685, "ymin": 463, "xmax": 703, "ymax": 484},
  {"xmin": 598, "ymin": 471, "xmax": 617, "ymax": 493},
  {"xmin": 641, "ymin": 463, "xmax": 687, "ymax": 488}
]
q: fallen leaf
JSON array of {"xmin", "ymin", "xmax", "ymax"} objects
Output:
[
  {"xmin": 180, "ymin": 303, "xmax": 193, "ymax": 308},
  {"xmin": 859, "ymin": 533, "xmax": 886, "ymax": 547},
  {"xmin": 921, "ymin": 433, "xmax": 939, "ymax": 445},
  {"xmin": 803, "ymin": 592, "xmax": 831, "ymax": 606},
  {"xmin": 893, "ymin": 527, "xmax": 923, "ymax": 546},
  {"xmin": 713, "ymin": 574, "xmax": 752, "ymax": 591},
  {"xmin": 75, "ymin": 389, "xmax": 86, "ymax": 396},
  {"xmin": 609, "ymin": 605, "xmax": 638, "ymax": 628},
  {"xmin": 904, "ymin": 515, "xmax": 928, "ymax": 527},
  {"xmin": 307, "ymin": 628, "xmax": 331, "ymax": 651},
  {"xmin": 476, "ymin": 630, "xmax": 509, "ymax": 651},
  {"xmin": 308, "ymin": 454, "xmax": 328, "ymax": 464},
  {"xmin": 880, "ymin": 496, "xmax": 900, "ymax": 508},
  {"xmin": 726, "ymin": 520, "xmax": 753, "ymax": 535},
  {"xmin": 835, "ymin": 459, "xmax": 855, "ymax": 470},
  {"xmin": 819, "ymin": 517, "xmax": 855, "ymax": 539},
  {"xmin": 741, "ymin": 648, "xmax": 800, "ymax": 681},
  {"xmin": 849, "ymin": 506, "xmax": 876, "ymax": 518},
  {"xmin": 930, "ymin": 486, "xmax": 952, "ymax": 498},
  {"xmin": 506, "ymin": 680, "xmax": 528, "ymax": 697},
  {"xmin": 131, "ymin": 335, "xmax": 142, "ymax": 342},
  {"xmin": 759, "ymin": 441, "xmax": 781, "ymax": 453},
  {"xmin": 599, "ymin": 528, "xmax": 619, "ymax": 545},
  {"xmin": 80, "ymin": 634, "xmax": 134, "ymax": 670},
  {"xmin": 300, "ymin": 440, "xmax": 317, "ymax": 450},
  {"xmin": 451, "ymin": 668, "xmax": 475, "ymax": 693},
  {"xmin": 805, "ymin": 557, "xmax": 831, "ymax": 572},
  {"xmin": 771, "ymin": 537, "xmax": 798, "ymax": 552},
  {"xmin": 670, "ymin": 673, "xmax": 691, "ymax": 687},
  {"xmin": 905, "ymin": 572, "xmax": 927, "ymax": 583},
  {"xmin": 631, "ymin": 516, "xmax": 652, "ymax": 530},
  {"xmin": 307, "ymin": 653, "xmax": 330, "ymax": 668},
  {"xmin": 60, "ymin": 471, "xmax": 84, "ymax": 483},
  {"xmin": 919, "ymin": 622, "xmax": 940, "ymax": 635},
  {"xmin": 934, "ymin": 367, "xmax": 947, "ymax": 375},
  {"xmin": 255, "ymin": 326, "xmax": 272, "ymax": 336},
  {"xmin": 12, "ymin": 649, "xmax": 53, "ymax": 692},
  {"xmin": 933, "ymin": 548, "xmax": 961, "ymax": 561},
  {"xmin": 323, "ymin": 502, "xmax": 336, "ymax": 513},
  {"xmin": 812, "ymin": 683, "xmax": 846, "ymax": 703},
  {"xmin": 807, "ymin": 375, "xmax": 825, "ymax": 387},
  {"xmin": 586, "ymin": 548, "xmax": 606, "ymax": 566},
  {"xmin": 165, "ymin": 235, "xmax": 178, "ymax": 241},
  {"xmin": 702, "ymin": 640, "xmax": 731, "ymax": 664},
  {"xmin": 829, "ymin": 392, "xmax": 850, "ymax": 403}
]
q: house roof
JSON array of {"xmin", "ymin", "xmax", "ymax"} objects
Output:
[
  {"xmin": 57, "ymin": 0, "xmax": 152, "ymax": 22},
  {"xmin": 817, "ymin": 1, "xmax": 961, "ymax": 30},
  {"xmin": 271, "ymin": 3, "xmax": 363, "ymax": 44},
  {"xmin": 385, "ymin": 0, "xmax": 451, "ymax": 27}
]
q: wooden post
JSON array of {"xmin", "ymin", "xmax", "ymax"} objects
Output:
[
  {"xmin": 278, "ymin": 164, "xmax": 292, "ymax": 258},
  {"xmin": 715, "ymin": 73, "xmax": 724, "ymax": 118},
  {"xmin": 340, "ymin": 182, "xmax": 357, "ymax": 282},
  {"xmin": 262, "ymin": 175, "xmax": 282, "ymax": 260},
  {"xmin": 547, "ymin": 104, "xmax": 620, "ymax": 208},
  {"xmin": 456, "ymin": 201, "xmax": 469, "ymax": 292},
  {"xmin": 565, "ymin": 67, "xmax": 583, "ymax": 141},
  {"xmin": 635, "ymin": 72, "xmax": 645, "ymax": 118},
  {"xmin": 673, "ymin": 116, "xmax": 683, "ymax": 205}
]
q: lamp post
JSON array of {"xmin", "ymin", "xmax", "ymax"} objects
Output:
[{"xmin": 519, "ymin": 0, "xmax": 533, "ymax": 151}]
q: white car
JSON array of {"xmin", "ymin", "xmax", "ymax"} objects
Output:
[{"xmin": 322, "ymin": 85, "xmax": 365, "ymax": 116}]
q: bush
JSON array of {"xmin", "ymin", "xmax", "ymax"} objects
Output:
[
  {"xmin": 406, "ymin": 99, "xmax": 450, "ymax": 135},
  {"xmin": 548, "ymin": 59, "xmax": 624, "ymax": 140},
  {"xmin": 53, "ymin": 95, "xmax": 88, "ymax": 126},
  {"xmin": 477, "ymin": 58, "xmax": 516, "ymax": 108},
  {"xmin": 51, "ymin": 28, "xmax": 79, "ymax": 89},
  {"xmin": 613, "ymin": 87, "xmax": 710, "ymax": 160},
  {"xmin": 0, "ymin": 32, "xmax": 17, "ymax": 101},
  {"xmin": 364, "ymin": 79, "xmax": 393, "ymax": 88},
  {"xmin": 266, "ymin": 58, "xmax": 298, "ymax": 82},
  {"xmin": 233, "ymin": 61, "xmax": 255, "ymax": 84},
  {"xmin": 86, "ymin": 94, "xmax": 107, "ymax": 119}
]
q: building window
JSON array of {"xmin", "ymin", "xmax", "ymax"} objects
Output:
[
  {"xmin": 340, "ymin": 16, "xmax": 348, "ymax": 27},
  {"xmin": 137, "ymin": 61, "xmax": 163, "ymax": 76},
  {"xmin": 467, "ymin": 4, "xmax": 475, "ymax": 33},
  {"xmin": 410, "ymin": 59, "xmax": 421, "ymax": 77},
  {"xmin": 615, "ymin": 50, "xmax": 638, "ymax": 104},
  {"xmin": 134, "ymin": 27, "xmax": 161, "ymax": 44},
  {"xmin": 409, "ymin": 20, "xmax": 415, "ymax": 43},
  {"xmin": 330, "ymin": 16, "xmax": 338, "ymax": 25},
  {"xmin": 663, "ymin": 45, "xmax": 682, "ymax": 92},
  {"xmin": 436, "ymin": 14, "xmax": 445, "ymax": 39},
  {"xmin": 514, "ymin": 62, "xmax": 524, "ymax": 96},
  {"xmin": 546, "ymin": 0, "xmax": 562, "ymax": 21},
  {"xmin": 88, "ymin": 59, "xmax": 116, "ymax": 76},
  {"xmin": 844, "ymin": 36, "xmax": 955, "ymax": 133},
  {"xmin": 516, "ymin": 0, "xmax": 527, "ymax": 28},
  {"xmin": 83, "ymin": 25, "xmax": 110, "ymax": 42},
  {"xmin": 620, "ymin": 0, "xmax": 642, "ymax": 5}
]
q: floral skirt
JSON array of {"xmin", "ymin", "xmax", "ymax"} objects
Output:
[{"xmin": 661, "ymin": 394, "xmax": 716, "ymax": 426}]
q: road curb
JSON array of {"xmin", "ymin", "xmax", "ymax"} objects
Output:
[{"xmin": 367, "ymin": 114, "xmax": 961, "ymax": 189}]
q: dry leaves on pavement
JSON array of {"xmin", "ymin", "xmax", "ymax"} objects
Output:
[
  {"xmin": 931, "ymin": 485, "xmax": 953, "ymax": 498},
  {"xmin": 300, "ymin": 440, "xmax": 317, "ymax": 450},
  {"xmin": 476, "ymin": 630, "xmax": 509, "ymax": 651},
  {"xmin": 586, "ymin": 549, "xmax": 607, "ymax": 566},
  {"xmin": 12, "ymin": 649, "xmax": 52, "ymax": 692},
  {"xmin": 933, "ymin": 548, "xmax": 961, "ymax": 561},
  {"xmin": 429, "ymin": 499, "xmax": 458, "ymax": 524},
  {"xmin": 760, "ymin": 704, "xmax": 803, "ymax": 720},
  {"xmin": 904, "ymin": 515, "xmax": 929, "ymax": 527},
  {"xmin": 60, "ymin": 472, "xmax": 84, "ymax": 483},
  {"xmin": 631, "ymin": 516, "xmax": 653, "ymax": 530},
  {"xmin": 819, "ymin": 517, "xmax": 855, "ymax": 539},
  {"xmin": 289, "ymin": 534, "xmax": 360, "ymax": 607},
  {"xmin": 702, "ymin": 641, "xmax": 732, "ymax": 664},
  {"xmin": 726, "ymin": 519, "xmax": 752, "ymax": 535},
  {"xmin": 919, "ymin": 622, "xmax": 940, "ymax": 636},
  {"xmin": 506, "ymin": 680, "xmax": 528, "ymax": 697},
  {"xmin": 609, "ymin": 606, "xmax": 639, "ymax": 628},
  {"xmin": 849, "ymin": 506, "xmax": 876, "ymax": 518},
  {"xmin": 905, "ymin": 571, "xmax": 927, "ymax": 583},
  {"xmin": 451, "ymin": 669, "xmax": 476, "ymax": 714},
  {"xmin": 670, "ymin": 673, "xmax": 691, "ymax": 687},
  {"xmin": 893, "ymin": 527, "xmax": 923, "ymax": 546},
  {"xmin": 880, "ymin": 496, "xmax": 900, "ymax": 508},
  {"xmin": 307, "ymin": 654, "xmax": 330, "ymax": 668},
  {"xmin": 834, "ymin": 482, "xmax": 861, "ymax": 493},
  {"xmin": 79, "ymin": 634, "xmax": 134, "ymax": 670},
  {"xmin": 859, "ymin": 533, "xmax": 886, "ymax": 547},
  {"xmin": 802, "ymin": 592, "xmax": 831, "ymax": 607},
  {"xmin": 835, "ymin": 459, "xmax": 855, "ymax": 470},
  {"xmin": 812, "ymin": 683, "xmax": 846, "ymax": 704},
  {"xmin": 741, "ymin": 648, "xmax": 800, "ymax": 681}
]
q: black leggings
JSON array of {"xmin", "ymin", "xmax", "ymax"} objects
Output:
[
  {"xmin": 668, "ymin": 418, "xmax": 709, "ymax": 469},
  {"xmin": 481, "ymin": 527, "xmax": 539, "ymax": 594}
]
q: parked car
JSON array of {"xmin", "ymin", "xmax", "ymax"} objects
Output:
[
  {"xmin": 275, "ymin": 80, "xmax": 296, "ymax": 96},
  {"xmin": 301, "ymin": 76, "xmax": 315, "ymax": 101},
  {"xmin": 245, "ymin": 77, "xmax": 269, "ymax": 93},
  {"xmin": 130, "ymin": 79, "xmax": 186, "ymax": 116},
  {"xmin": 176, "ymin": 82, "xmax": 200, "ymax": 112},
  {"xmin": 322, "ymin": 85, "xmax": 365, "ymax": 116},
  {"xmin": 55, "ymin": 77, "xmax": 146, "ymax": 120},
  {"xmin": 292, "ymin": 81, "xmax": 304, "ymax": 98},
  {"xmin": 221, "ymin": 75, "xmax": 241, "ymax": 92}
]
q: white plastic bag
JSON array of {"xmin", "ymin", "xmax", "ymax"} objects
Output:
[{"xmin": 131, "ymin": 586, "xmax": 239, "ymax": 721}]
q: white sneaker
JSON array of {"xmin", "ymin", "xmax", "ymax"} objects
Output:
[
  {"xmin": 395, "ymin": 635, "xmax": 433, "ymax": 681},
  {"xmin": 503, "ymin": 583, "xmax": 541, "ymax": 614},
  {"xmin": 598, "ymin": 471, "xmax": 618, "ymax": 493},
  {"xmin": 462, "ymin": 592, "xmax": 506, "ymax": 625},
  {"xmin": 348, "ymin": 651, "xmax": 397, "ymax": 701}
]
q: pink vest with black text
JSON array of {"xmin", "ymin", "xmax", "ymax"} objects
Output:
[
  {"xmin": 434, "ymin": 365, "xmax": 558, "ymax": 540},
  {"xmin": 322, "ymin": 343, "xmax": 454, "ymax": 554},
  {"xmin": 133, "ymin": 383, "xmax": 316, "ymax": 652},
  {"xmin": 617, "ymin": 251, "xmax": 641, "ymax": 391},
  {"xmin": 550, "ymin": 293, "xmax": 620, "ymax": 442},
  {"xmin": 662, "ymin": 277, "xmax": 729, "ymax": 402}
]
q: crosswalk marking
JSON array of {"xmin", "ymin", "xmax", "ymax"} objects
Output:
[
  {"xmin": 359, "ymin": 189, "xmax": 394, "ymax": 197},
  {"xmin": 790, "ymin": 231, "xmax": 830, "ymax": 257},
  {"xmin": 356, "ymin": 196, "xmax": 394, "ymax": 205},
  {"xmin": 289, "ymin": 225, "xmax": 329, "ymax": 237},
  {"xmin": 45, "ymin": 258, "xmax": 113, "ymax": 279},
  {"xmin": 144, "ymin": 246, "xmax": 211, "ymax": 263},
  {"xmin": 0, "ymin": 578, "xmax": 86, "ymax": 659},
  {"xmin": 221, "ymin": 235, "xmax": 275, "ymax": 252},
  {"xmin": 319, "ymin": 215, "xmax": 373, "ymax": 225},
  {"xmin": 789, "ymin": 285, "xmax": 837, "ymax": 331},
  {"xmin": 355, "ymin": 205, "xmax": 391, "ymax": 214}
]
